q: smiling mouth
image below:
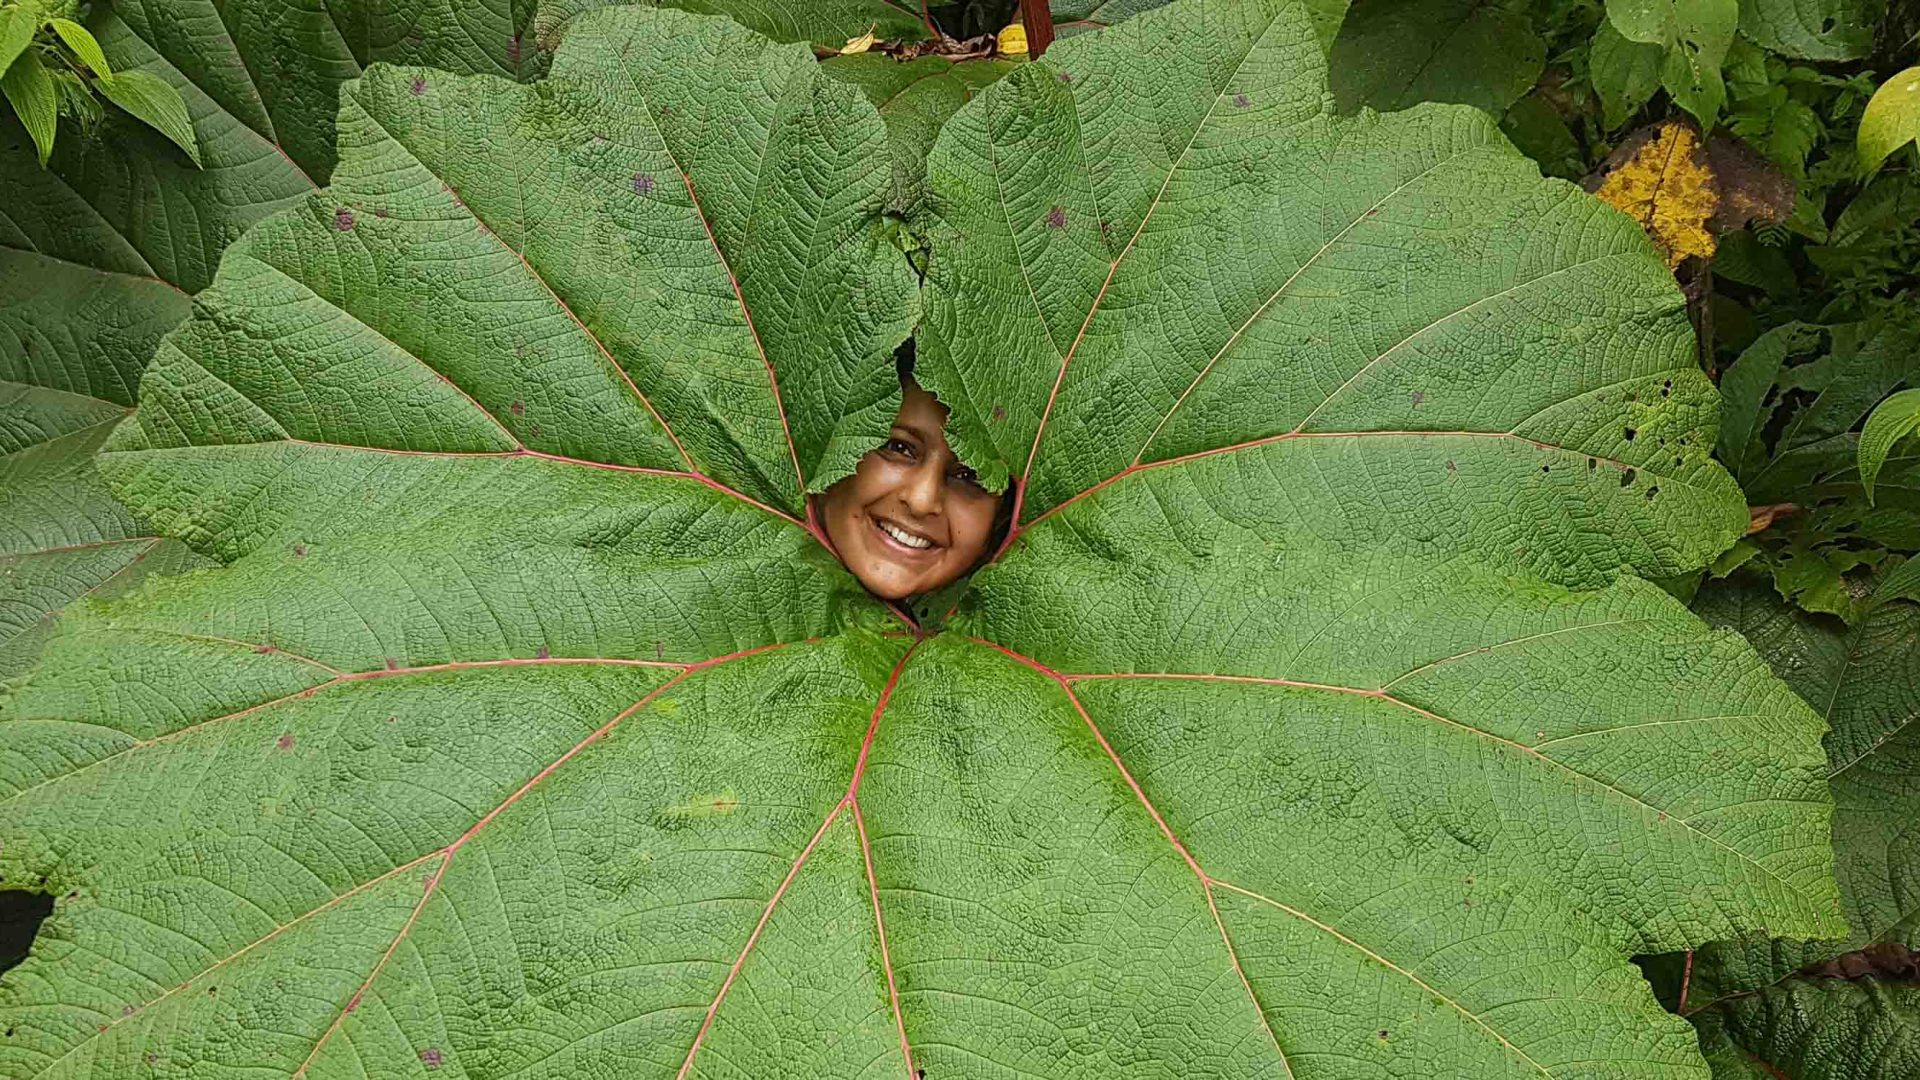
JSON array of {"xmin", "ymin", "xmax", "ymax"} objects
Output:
[{"xmin": 873, "ymin": 516, "xmax": 939, "ymax": 555}]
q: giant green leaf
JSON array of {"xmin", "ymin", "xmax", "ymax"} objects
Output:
[
  {"xmin": 0, "ymin": 2, "xmax": 1845, "ymax": 1077},
  {"xmin": 821, "ymin": 54, "xmax": 1013, "ymax": 215},
  {"xmin": 2, "ymin": 0, "xmax": 551, "ymax": 681},
  {"xmin": 1053, "ymin": 0, "xmax": 1350, "ymax": 48},
  {"xmin": 1328, "ymin": 0, "xmax": 1546, "ymax": 117},
  {"xmin": 533, "ymin": 0, "xmax": 931, "ymax": 49}
]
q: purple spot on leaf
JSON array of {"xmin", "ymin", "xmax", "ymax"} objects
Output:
[
  {"xmin": 1045, "ymin": 206, "xmax": 1067, "ymax": 230},
  {"xmin": 536, "ymin": 645, "xmax": 551, "ymax": 659},
  {"xmin": 508, "ymin": 35, "xmax": 522, "ymax": 67},
  {"xmin": 292, "ymin": 543, "xmax": 308, "ymax": 557},
  {"xmin": 1233, "ymin": 93, "xmax": 1250, "ymax": 108},
  {"xmin": 276, "ymin": 734, "xmax": 295, "ymax": 751},
  {"xmin": 633, "ymin": 173, "xmax": 655, "ymax": 195},
  {"xmin": 1409, "ymin": 390, "xmax": 1424, "ymax": 407},
  {"xmin": 334, "ymin": 208, "xmax": 355, "ymax": 231},
  {"xmin": 410, "ymin": 76, "xmax": 427, "ymax": 96},
  {"xmin": 1057, "ymin": 72, "xmax": 1072, "ymax": 83},
  {"xmin": 421, "ymin": 1048, "xmax": 443, "ymax": 1069},
  {"xmin": 375, "ymin": 208, "xmax": 388, "ymax": 219},
  {"xmin": 1445, "ymin": 459, "xmax": 1457, "ymax": 472},
  {"xmin": 510, "ymin": 400, "xmax": 525, "ymax": 416},
  {"xmin": 385, "ymin": 657, "xmax": 400, "ymax": 671},
  {"xmin": 254, "ymin": 643, "xmax": 276, "ymax": 654},
  {"xmin": 992, "ymin": 404, "xmax": 1006, "ymax": 421}
]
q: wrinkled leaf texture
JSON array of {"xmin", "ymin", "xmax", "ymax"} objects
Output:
[
  {"xmin": 0, "ymin": 2, "xmax": 1846, "ymax": 1077},
  {"xmin": 1667, "ymin": 577, "xmax": 1919, "ymax": 1079},
  {"xmin": 2, "ymin": 0, "xmax": 544, "ymax": 676}
]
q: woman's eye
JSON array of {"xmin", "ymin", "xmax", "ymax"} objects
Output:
[
  {"xmin": 881, "ymin": 438, "xmax": 915, "ymax": 459},
  {"xmin": 951, "ymin": 466, "xmax": 983, "ymax": 490}
]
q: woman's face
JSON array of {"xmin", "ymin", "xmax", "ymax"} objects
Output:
[{"xmin": 819, "ymin": 383, "xmax": 1000, "ymax": 600}]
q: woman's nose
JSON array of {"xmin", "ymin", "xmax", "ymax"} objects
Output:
[{"xmin": 901, "ymin": 462, "xmax": 942, "ymax": 515}]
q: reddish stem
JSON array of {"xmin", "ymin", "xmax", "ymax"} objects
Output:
[{"xmin": 1020, "ymin": 0, "xmax": 1055, "ymax": 56}]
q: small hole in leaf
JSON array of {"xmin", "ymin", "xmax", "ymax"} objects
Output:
[
  {"xmin": 1587, "ymin": 458, "xmax": 1597, "ymax": 471},
  {"xmin": 1674, "ymin": 456, "xmax": 1684, "ymax": 467},
  {"xmin": 1620, "ymin": 468, "xmax": 1637, "ymax": 487},
  {"xmin": 1540, "ymin": 465, "xmax": 1550, "ymax": 474},
  {"xmin": 1377, "ymin": 1029, "xmax": 1389, "ymax": 1039},
  {"xmin": 1, "ymin": 891, "xmax": 54, "ymax": 977},
  {"xmin": 1623, "ymin": 427, "xmax": 1636, "ymax": 441},
  {"xmin": 1820, "ymin": 16, "xmax": 1834, "ymax": 31},
  {"xmin": 1646, "ymin": 485, "xmax": 1659, "ymax": 500}
]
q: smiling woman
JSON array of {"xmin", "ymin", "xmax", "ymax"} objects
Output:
[{"xmin": 815, "ymin": 357, "xmax": 1009, "ymax": 600}]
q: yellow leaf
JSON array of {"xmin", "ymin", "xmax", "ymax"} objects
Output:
[
  {"xmin": 998, "ymin": 21, "xmax": 1029, "ymax": 57},
  {"xmin": 841, "ymin": 26, "xmax": 877, "ymax": 54},
  {"xmin": 1593, "ymin": 120, "xmax": 1718, "ymax": 269}
]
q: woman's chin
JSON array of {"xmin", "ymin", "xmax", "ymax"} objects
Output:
[{"xmin": 855, "ymin": 568, "xmax": 920, "ymax": 601}]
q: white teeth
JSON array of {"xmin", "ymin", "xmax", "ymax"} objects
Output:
[{"xmin": 879, "ymin": 521, "xmax": 932, "ymax": 550}]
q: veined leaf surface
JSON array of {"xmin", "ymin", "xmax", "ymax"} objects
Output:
[{"xmin": 0, "ymin": 3, "xmax": 1844, "ymax": 1077}]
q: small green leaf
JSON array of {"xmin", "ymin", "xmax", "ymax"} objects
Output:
[
  {"xmin": 1, "ymin": 52, "xmax": 58, "ymax": 165},
  {"xmin": 0, "ymin": 7, "xmax": 40, "ymax": 77},
  {"xmin": 48, "ymin": 17, "xmax": 110, "ymax": 81},
  {"xmin": 1606, "ymin": 0, "xmax": 1737, "ymax": 125},
  {"xmin": 1858, "ymin": 65, "xmax": 1920, "ymax": 174},
  {"xmin": 95, "ymin": 67, "xmax": 201, "ymax": 166},
  {"xmin": 1860, "ymin": 388, "xmax": 1920, "ymax": 504},
  {"xmin": 1588, "ymin": 19, "xmax": 1663, "ymax": 130}
]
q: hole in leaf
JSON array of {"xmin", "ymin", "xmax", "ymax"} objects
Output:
[
  {"xmin": 0, "ymin": 890, "xmax": 53, "ymax": 977},
  {"xmin": 1646, "ymin": 485, "xmax": 1659, "ymax": 500},
  {"xmin": 1623, "ymin": 427, "xmax": 1636, "ymax": 442},
  {"xmin": 1620, "ymin": 468, "xmax": 1637, "ymax": 487},
  {"xmin": 1820, "ymin": 16, "xmax": 1835, "ymax": 31}
]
